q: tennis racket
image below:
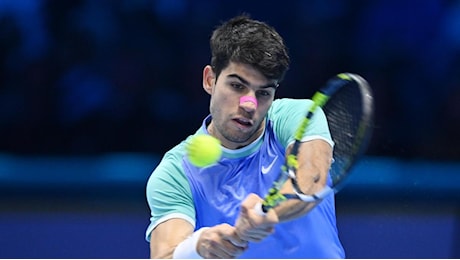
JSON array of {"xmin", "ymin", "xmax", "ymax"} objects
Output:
[{"xmin": 259, "ymin": 72, "xmax": 374, "ymax": 213}]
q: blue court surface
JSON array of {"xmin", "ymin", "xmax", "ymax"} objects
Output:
[{"xmin": 0, "ymin": 154, "xmax": 459, "ymax": 258}]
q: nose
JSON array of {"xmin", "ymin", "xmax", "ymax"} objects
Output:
[{"xmin": 239, "ymin": 96, "xmax": 258, "ymax": 112}]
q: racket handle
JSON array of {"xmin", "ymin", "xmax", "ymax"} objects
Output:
[{"xmin": 254, "ymin": 202, "xmax": 267, "ymax": 216}]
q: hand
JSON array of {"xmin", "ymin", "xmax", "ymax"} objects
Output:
[
  {"xmin": 234, "ymin": 193, "xmax": 279, "ymax": 242},
  {"xmin": 197, "ymin": 223, "xmax": 248, "ymax": 259}
]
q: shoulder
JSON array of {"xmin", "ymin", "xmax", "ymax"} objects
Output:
[
  {"xmin": 267, "ymin": 98, "xmax": 315, "ymax": 129},
  {"xmin": 145, "ymin": 139, "xmax": 196, "ymax": 241},
  {"xmin": 147, "ymin": 140, "xmax": 189, "ymax": 190},
  {"xmin": 270, "ymin": 98, "xmax": 312, "ymax": 111},
  {"xmin": 146, "ymin": 138, "xmax": 195, "ymax": 215},
  {"xmin": 268, "ymin": 98, "xmax": 313, "ymax": 119},
  {"xmin": 266, "ymin": 98, "xmax": 331, "ymax": 147}
]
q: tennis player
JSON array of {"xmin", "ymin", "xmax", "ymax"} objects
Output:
[{"xmin": 145, "ymin": 14, "xmax": 345, "ymax": 258}]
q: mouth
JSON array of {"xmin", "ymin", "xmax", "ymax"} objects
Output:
[{"xmin": 233, "ymin": 117, "xmax": 254, "ymax": 128}]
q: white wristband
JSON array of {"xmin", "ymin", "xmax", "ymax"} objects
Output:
[{"xmin": 173, "ymin": 227, "xmax": 210, "ymax": 259}]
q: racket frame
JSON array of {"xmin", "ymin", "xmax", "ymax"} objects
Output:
[{"xmin": 260, "ymin": 73, "xmax": 373, "ymax": 212}]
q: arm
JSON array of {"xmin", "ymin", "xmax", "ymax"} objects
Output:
[
  {"xmin": 274, "ymin": 138, "xmax": 333, "ymax": 221},
  {"xmin": 150, "ymin": 218, "xmax": 248, "ymax": 259},
  {"xmin": 235, "ymin": 139, "xmax": 332, "ymax": 241},
  {"xmin": 150, "ymin": 218, "xmax": 193, "ymax": 258}
]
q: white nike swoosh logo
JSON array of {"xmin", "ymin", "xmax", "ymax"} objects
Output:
[{"xmin": 261, "ymin": 155, "xmax": 278, "ymax": 174}]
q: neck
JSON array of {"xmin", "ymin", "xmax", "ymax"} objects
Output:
[{"xmin": 206, "ymin": 118, "xmax": 265, "ymax": 150}]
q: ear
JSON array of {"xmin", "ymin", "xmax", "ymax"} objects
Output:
[{"xmin": 202, "ymin": 65, "xmax": 215, "ymax": 95}]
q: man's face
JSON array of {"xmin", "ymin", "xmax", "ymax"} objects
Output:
[{"xmin": 204, "ymin": 62, "xmax": 278, "ymax": 149}]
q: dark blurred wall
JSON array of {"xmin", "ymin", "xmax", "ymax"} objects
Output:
[
  {"xmin": 0, "ymin": 0, "xmax": 459, "ymax": 258},
  {"xmin": 1, "ymin": 0, "xmax": 459, "ymax": 160}
]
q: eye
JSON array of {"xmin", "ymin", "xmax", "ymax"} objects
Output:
[
  {"xmin": 230, "ymin": 82, "xmax": 245, "ymax": 90},
  {"xmin": 256, "ymin": 90, "xmax": 272, "ymax": 97}
]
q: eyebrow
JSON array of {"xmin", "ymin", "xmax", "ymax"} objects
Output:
[{"xmin": 227, "ymin": 74, "xmax": 279, "ymax": 89}]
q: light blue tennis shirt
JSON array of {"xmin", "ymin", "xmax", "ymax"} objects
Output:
[{"xmin": 145, "ymin": 98, "xmax": 345, "ymax": 258}]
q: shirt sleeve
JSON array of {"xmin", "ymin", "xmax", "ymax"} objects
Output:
[
  {"xmin": 145, "ymin": 150, "xmax": 195, "ymax": 241},
  {"xmin": 268, "ymin": 98, "xmax": 333, "ymax": 148}
]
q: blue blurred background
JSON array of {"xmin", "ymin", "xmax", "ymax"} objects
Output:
[{"xmin": 0, "ymin": 0, "xmax": 459, "ymax": 258}]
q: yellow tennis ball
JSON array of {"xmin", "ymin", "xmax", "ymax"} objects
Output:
[{"xmin": 186, "ymin": 134, "xmax": 222, "ymax": 167}]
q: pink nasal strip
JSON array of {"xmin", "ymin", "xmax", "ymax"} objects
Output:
[{"xmin": 240, "ymin": 96, "xmax": 258, "ymax": 108}]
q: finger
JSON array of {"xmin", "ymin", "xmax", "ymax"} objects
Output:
[
  {"xmin": 241, "ymin": 194, "xmax": 260, "ymax": 212},
  {"xmin": 248, "ymin": 208, "xmax": 279, "ymax": 226},
  {"xmin": 215, "ymin": 225, "xmax": 248, "ymax": 257},
  {"xmin": 208, "ymin": 241, "xmax": 246, "ymax": 259},
  {"xmin": 239, "ymin": 225, "xmax": 275, "ymax": 241},
  {"xmin": 246, "ymin": 226, "xmax": 274, "ymax": 236},
  {"xmin": 219, "ymin": 224, "xmax": 248, "ymax": 247},
  {"xmin": 241, "ymin": 232, "xmax": 273, "ymax": 242},
  {"xmin": 227, "ymin": 234, "xmax": 248, "ymax": 247},
  {"xmin": 201, "ymin": 242, "xmax": 233, "ymax": 259},
  {"xmin": 204, "ymin": 251, "xmax": 230, "ymax": 259}
]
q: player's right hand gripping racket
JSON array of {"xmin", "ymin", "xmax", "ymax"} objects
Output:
[{"xmin": 258, "ymin": 73, "xmax": 374, "ymax": 214}]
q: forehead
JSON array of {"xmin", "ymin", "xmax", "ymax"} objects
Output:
[{"xmin": 220, "ymin": 62, "xmax": 278, "ymax": 88}]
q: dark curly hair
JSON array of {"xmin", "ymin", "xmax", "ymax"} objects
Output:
[{"xmin": 210, "ymin": 14, "xmax": 290, "ymax": 83}]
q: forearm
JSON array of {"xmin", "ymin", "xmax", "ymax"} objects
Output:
[
  {"xmin": 172, "ymin": 228, "xmax": 210, "ymax": 259},
  {"xmin": 151, "ymin": 222, "xmax": 247, "ymax": 259},
  {"xmin": 271, "ymin": 177, "xmax": 324, "ymax": 222},
  {"xmin": 150, "ymin": 243, "xmax": 176, "ymax": 259},
  {"xmin": 150, "ymin": 219, "xmax": 194, "ymax": 259},
  {"xmin": 151, "ymin": 227, "xmax": 209, "ymax": 259},
  {"xmin": 273, "ymin": 198, "xmax": 320, "ymax": 222},
  {"xmin": 273, "ymin": 139, "xmax": 332, "ymax": 221}
]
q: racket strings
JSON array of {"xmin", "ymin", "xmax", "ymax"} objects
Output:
[
  {"xmin": 261, "ymin": 73, "xmax": 374, "ymax": 209},
  {"xmin": 323, "ymin": 82, "xmax": 365, "ymax": 184}
]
